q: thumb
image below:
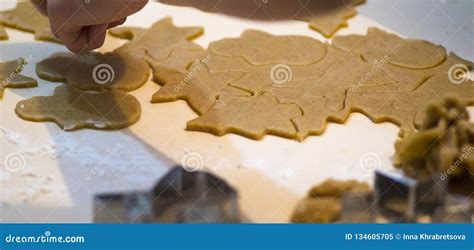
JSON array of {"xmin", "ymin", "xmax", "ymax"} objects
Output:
[{"xmin": 87, "ymin": 24, "xmax": 109, "ymax": 50}]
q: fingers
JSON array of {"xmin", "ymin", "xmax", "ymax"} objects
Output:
[
  {"xmin": 68, "ymin": 0, "xmax": 148, "ymax": 26},
  {"xmin": 107, "ymin": 18, "xmax": 127, "ymax": 29},
  {"xmin": 56, "ymin": 26, "xmax": 87, "ymax": 53},
  {"xmin": 31, "ymin": 0, "xmax": 48, "ymax": 15},
  {"xmin": 56, "ymin": 24, "xmax": 108, "ymax": 53},
  {"xmin": 87, "ymin": 24, "xmax": 109, "ymax": 50},
  {"xmin": 46, "ymin": 0, "xmax": 148, "ymax": 52}
]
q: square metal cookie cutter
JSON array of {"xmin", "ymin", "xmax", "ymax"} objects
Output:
[
  {"xmin": 341, "ymin": 169, "xmax": 472, "ymax": 223},
  {"xmin": 373, "ymin": 169, "xmax": 471, "ymax": 223}
]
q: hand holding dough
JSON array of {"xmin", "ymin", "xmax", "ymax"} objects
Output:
[{"xmin": 30, "ymin": 0, "xmax": 148, "ymax": 52}]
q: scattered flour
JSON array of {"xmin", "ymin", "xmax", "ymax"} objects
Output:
[{"xmin": 1, "ymin": 127, "xmax": 23, "ymax": 145}]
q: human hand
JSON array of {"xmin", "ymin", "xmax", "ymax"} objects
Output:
[{"xmin": 31, "ymin": 0, "xmax": 148, "ymax": 52}]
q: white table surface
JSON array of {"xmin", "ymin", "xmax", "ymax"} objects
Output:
[{"xmin": 1, "ymin": 0, "xmax": 473, "ymax": 223}]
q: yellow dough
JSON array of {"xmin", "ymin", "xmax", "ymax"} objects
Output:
[
  {"xmin": 308, "ymin": 179, "xmax": 371, "ymax": 198},
  {"xmin": 151, "ymin": 58, "xmax": 250, "ymax": 114},
  {"xmin": 333, "ymin": 27, "xmax": 447, "ymax": 69},
  {"xmin": 24, "ymin": 52, "xmax": 147, "ymax": 130},
  {"xmin": 15, "ymin": 85, "xmax": 141, "ymax": 131},
  {"xmin": 151, "ymin": 28, "xmax": 473, "ymax": 141},
  {"xmin": 394, "ymin": 98, "xmax": 473, "ymax": 194},
  {"xmin": 291, "ymin": 179, "xmax": 370, "ymax": 223},
  {"xmin": 343, "ymin": 52, "xmax": 474, "ymax": 135},
  {"xmin": 187, "ymin": 93, "xmax": 303, "ymax": 140},
  {"xmin": 0, "ymin": 58, "xmax": 37, "ymax": 99},
  {"xmin": 0, "ymin": 25, "xmax": 7, "ymax": 40},
  {"xmin": 36, "ymin": 52, "xmax": 150, "ymax": 92},
  {"xmin": 291, "ymin": 198, "xmax": 342, "ymax": 224},
  {"xmin": 298, "ymin": 0, "xmax": 366, "ymax": 38},
  {"xmin": 0, "ymin": 2, "xmax": 60, "ymax": 43},
  {"xmin": 109, "ymin": 17, "xmax": 204, "ymax": 85},
  {"xmin": 209, "ymin": 30, "xmax": 327, "ymax": 65}
]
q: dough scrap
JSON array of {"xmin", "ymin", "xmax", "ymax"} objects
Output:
[
  {"xmin": 308, "ymin": 179, "xmax": 370, "ymax": 198},
  {"xmin": 15, "ymin": 85, "xmax": 141, "ymax": 131},
  {"xmin": 0, "ymin": 58, "xmax": 37, "ymax": 99},
  {"xmin": 0, "ymin": 2, "xmax": 60, "ymax": 43},
  {"xmin": 36, "ymin": 52, "xmax": 150, "ymax": 92},
  {"xmin": 109, "ymin": 17, "xmax": 204, "ymax": 84},
  {"xmin": 291, "ymin": 179, "xmax": 370, "ymax": 223},
  {"xmin": 0, "ymin": 25, "xmax": 7, "ymax": 40},
  {"xmin": 394, "ymin": 97, "xmax": 473, "ymax": 194},
  {"xmin": 151, "ymin": 28, "xmax": 473, "ymax": 141},
  {"xmin": 291, "ymin": 198, "xmax": 342, "ymax": 224},
  {"xmin": 298, "ymin": 0, "xmax": 366, "ymax": 38}
]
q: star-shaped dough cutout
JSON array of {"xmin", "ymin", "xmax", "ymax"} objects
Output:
[
  {"xmin": 298, "ymin": 0, "xmax": 366, "ymax": 38},
  {"xmin": 1, "ymin": 58, "xmax": 37, "ymax": 99},
  {"xmin": 0, "ymin": 2, "xmax": 60, "ymax": 43},
  {"xmin": 109, "ymin": 17, "xmax": 204, "ymax": 85}
]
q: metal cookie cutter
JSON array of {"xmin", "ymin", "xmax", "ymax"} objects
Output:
[
  {"xmin": 94, "ymin": 166, "xmax": 239, "ymax": 223},
  {"xmin": 373, "ymin": 169, "xmax": 448, "ymax": 223},
  {"xmin": 340, "ymin": 191, "xmax": 375, "ymax": 223},
  {"xmin": 340, "ymin": 169, "xmax": 473, "ymax": 223}
]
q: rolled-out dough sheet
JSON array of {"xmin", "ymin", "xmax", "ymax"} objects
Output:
[
  {"xmin": 156, "ymin": 28, "xmax": 472, "ymax": 141},
  {"xmin": 0, "ymin": 25, "xmax": 7, "ymax": 40}
]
